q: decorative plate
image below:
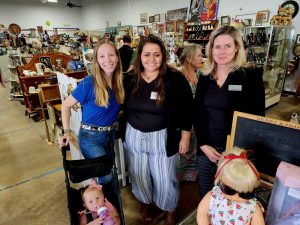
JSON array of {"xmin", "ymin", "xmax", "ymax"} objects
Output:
[
  {"xmin": 292, "ymin": 44, "xmax": 300, "ymax": 57},
  {"xmin": 8, "ymin": 23, "xmax": 21, "ymax": 35},
  {"xmin": 281, "ymin": 0, "xmax": 299, "ymax": 18}
]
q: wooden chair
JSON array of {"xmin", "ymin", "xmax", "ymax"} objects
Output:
[{"xmin": 38, "ymin": 84, "xmax": 61, "ymax": 143}]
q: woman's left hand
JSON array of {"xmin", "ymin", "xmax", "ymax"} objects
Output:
[{"xmin": 179, "ymin": 131, "xmax": 191, "ymax": 154}]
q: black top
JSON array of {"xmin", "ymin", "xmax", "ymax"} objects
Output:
[
  {"xmin": 120, "ymin": 67, "xmax": 193, "ymax": 157},
  {"xmin": 193, "ymin": 67, "xmax": 265, "ymax": 154},
  {"xmin": 127, "ymin": 78, "xmax": 167, "ymax": 132},
  {"xmin": 205, "ymin": 78, "xmax": 229, "ymax": 148},
  {"xmin": 118, "ymin": 45, "xmax": 133, "ymax": 72}
]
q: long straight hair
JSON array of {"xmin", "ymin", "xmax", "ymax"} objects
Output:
[
  {"xmin": 92, "ymin": 40, "xmax": 124, "ymax": 107},
  {"xmin": 202, "ymin": 25, "xmax": 246, "ymax": 76},
  {"xmin": 132, "ymin": 35, "xmax": 167, "ymax": 106}
]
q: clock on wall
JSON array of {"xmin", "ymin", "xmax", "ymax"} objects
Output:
[{"xmin": 281, "ymin": 0, "xmax": 299, "ymax": 18}]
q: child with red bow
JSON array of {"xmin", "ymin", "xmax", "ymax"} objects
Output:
[
  {"xmin": 197, "ymin": 147, "xmax": 264, "ymax": 225},
  {"xmin": 79, "ymin": 180, "xmax": 120, "ymax": 225}
]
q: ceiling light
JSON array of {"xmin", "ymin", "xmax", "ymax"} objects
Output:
[{"xmin": 48, "ymin": 0, "xmax": 58, "ymax": 2}]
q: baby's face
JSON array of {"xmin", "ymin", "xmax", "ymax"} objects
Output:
[{"xmin": 83, "ymin": 188, "xmax": 105, "ymax": 212}]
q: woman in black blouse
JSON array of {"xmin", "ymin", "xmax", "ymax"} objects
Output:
[
  {"xmin": 193, "ymin": 25, "xmax": 265, "ymax": 199},
  {"xmin": 122, "ymin": 35, "xmax": 193, "ymax": 225}
]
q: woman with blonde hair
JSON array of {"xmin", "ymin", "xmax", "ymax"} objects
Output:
[
  {"xmin": 193, "ymin": 25, "xmax": 265, "ymax": 199},
  {"xmin": 59, "ymin": 39, "xmax": 124, "ymax": 186},
  {"xmin": 197, "ymin": 147, "xmax": 264, "ymax": 225},
  {"xmin": 176, "ymin": 44, "xmax": 203, "ymax": 182}
]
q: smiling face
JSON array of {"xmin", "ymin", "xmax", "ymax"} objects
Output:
[
  {"xmin": 141, "ymin": 43, "xmax": 163, "ymax": 74},
  {"xmin": 83, "ymin": 188, "xmax": 105, "ymax": 213},
  {"xmin": 96, "ymin": 43, "xmax": 118, "ymax": 76},
  {"xmin": 212, "ymin": 34, "xmax": 237, "ymax": 66}
]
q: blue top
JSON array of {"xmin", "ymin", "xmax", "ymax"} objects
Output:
[{"xmin": 72, "ymin": 75, "xmax": 120, "ymax": 126}]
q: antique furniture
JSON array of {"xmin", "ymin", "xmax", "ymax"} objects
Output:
[{"xmin": 16, "ymin": 52, "xmax": 87, "ymax": 117}]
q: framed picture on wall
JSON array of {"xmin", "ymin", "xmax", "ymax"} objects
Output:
[
  {"xmin": 296, "ymin": 34, "xmax": 300, "ymax": 44},
  {"xmin": 160, "ymin": 13, "xmax": 166, "ymax": 22},
  {"xmin": 188, "ymin": 0, "xmax": 204, "ymax": 22},
  {"xmin": 140, "ymin": 13, "xmax": 148, "ymax": 24},
  {"xmin": 221, "ymin": 16, "xmax": 230, "ymax": 26},
  {"xmin": 137, "ymin": 26, "xmax": 145, "ymax": 36},
  {"xmin": 258, "ymin": 10, "xmax": 270, "ymax": 23},
  {"xmin": 149, "ymin": 16, "xmax": 154, "ymax": 23},
  {"xmin": 255, "ymin": 12, "xmax": 264, "ymax": 26},
  {"xmin": 154, "ymin": 14, "xmax": 160, "ymax": 22},
  {"xmin": 157, "ymin": 23, "xmax": 165, "ymax": 34},
  {"xmin": 243, "ymin": 19, "xmax": 252, "ymax": 26},
  {"xmin": 175, "ymin": 20, "xmax": 185, "ymax": 33},
  {"xmin": 165, "ymin": 21, "xmax": 176, "ymax": 32}
]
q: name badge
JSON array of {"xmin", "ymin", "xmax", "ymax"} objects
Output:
[
  {"xmin": 228, "ymin": 85, "xmax": 242, "ymax": 91},
  {"xmin": 150, "ymin": 91, "xmax": 158, "ymax": 100}
]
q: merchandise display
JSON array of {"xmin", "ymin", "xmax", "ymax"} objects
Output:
[
  {"xmin": 0, "ymin": 1, "xmax": 300, "ymax": 225},
  {"xmin": 239, "ymin": 25, "xmax": 294, "ymax": 107},
  {"xmin": 183, "ymin": 20, "xmax": 218, "ymax": 48}
]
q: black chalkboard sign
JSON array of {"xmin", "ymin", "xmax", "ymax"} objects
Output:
[{"xmin": 228, "ymin": 111, "xmax": 300, "ymax": 177}]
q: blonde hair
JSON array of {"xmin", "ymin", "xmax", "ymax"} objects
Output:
[
  {"xmin": 202, "ymin": 25, "xmax": 246, "ymax": 76},
  {"xmin": 215, "ymin": 147, "xmax": 260, "ymax": 193},
  {"xmin": 92, "ymin": 40, "xmax": 124, "ymax": 107},
  {"xmin": 178, "ymin": 44, "xmax": 203, "ymax": 66}
]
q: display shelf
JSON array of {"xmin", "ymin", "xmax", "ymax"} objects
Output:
[
  {"xmin": 160, "ymin": 32, "xmax": 184, "ymax": 61},
  {"xmin": 183, "ymin": 20, "xmax": 218, "ymax": 47},
  {"xmin": 238, "ymin": 25, "xmax": 294, "ymax": 108}
]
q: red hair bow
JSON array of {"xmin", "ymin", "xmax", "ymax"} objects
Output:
[{"xmin": 215, "ymin": 150, "xmax": 260, "ymax": 180}]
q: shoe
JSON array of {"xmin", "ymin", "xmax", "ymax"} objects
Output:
[
  {"xmin": 140, "ymin": 202, "xmax": 152, "ymax": 223},
  {"xmin": 165, "ymin": 211, "xmax": 176, "ymax": 225}
]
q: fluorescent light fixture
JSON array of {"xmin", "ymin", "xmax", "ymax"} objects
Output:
[{"xmin": 48, "ymin": 0, "xmax": 58, "ymax": 2}]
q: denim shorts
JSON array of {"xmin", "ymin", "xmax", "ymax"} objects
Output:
[{"xmin": 78, "ymin": 128, "xmax": 115, "ymax": 184}]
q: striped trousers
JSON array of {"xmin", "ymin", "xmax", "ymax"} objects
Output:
[{"xmin": 124, "ymin": 123, "xmax": 179, "ymax": 211}]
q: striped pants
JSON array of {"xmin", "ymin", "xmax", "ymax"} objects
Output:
[{"xmin": 124, "ymin": 123, "xmax": 179, "ymax": 211}]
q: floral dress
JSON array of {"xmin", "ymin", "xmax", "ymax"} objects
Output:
[{"xmin": 208, "ymin": 186, "xmax": 257, "ymax": 225}]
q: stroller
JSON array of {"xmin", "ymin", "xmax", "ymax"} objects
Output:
[{"xmin": 61, "ymin": 146, "xmax": 125, "ymax": 225}]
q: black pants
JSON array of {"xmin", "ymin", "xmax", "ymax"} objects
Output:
[{"xmin": 196, "ymin": 147, "xmax": 223, "ymax": 199}]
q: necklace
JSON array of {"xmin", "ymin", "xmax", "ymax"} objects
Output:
[
  {"xmin": 183, "ymin": 68, "xmax": 198, "ymax": 86},
  {"xmin": 142, "ymin": 73, "xmax": 157, "ymax": 82}
]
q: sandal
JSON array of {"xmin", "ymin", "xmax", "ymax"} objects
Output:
[
  {"xmin": 165, "ymin": 211, "xmax": 176, "ymax": 225},
  {"xmin": 140, "ymin": 203, "xmax": 153, "ymax": 222}
]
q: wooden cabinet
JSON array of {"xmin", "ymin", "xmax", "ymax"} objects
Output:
[{"xmin": 184, "ymin": 20, "xmax": 218, "ymax": 47}]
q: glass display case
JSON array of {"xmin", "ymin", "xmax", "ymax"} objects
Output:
[{"xmin": 239, "ymin": 26, "xmax": 294, "ymax": 107}]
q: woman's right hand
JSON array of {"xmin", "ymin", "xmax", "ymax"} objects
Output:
[
  {"xmin": 200, "ymin": 145, "xmax": 221, "ymax": 163},
  {"xmin": 58, "ymin": 133, "xmax": 71, "ymax": 147}
]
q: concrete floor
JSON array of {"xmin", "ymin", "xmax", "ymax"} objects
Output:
[{"xmin": 0, "ymin": 85, "xmax": 299, "ymax": 225}]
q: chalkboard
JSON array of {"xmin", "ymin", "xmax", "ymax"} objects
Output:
[{"xmin": 228, "ymin": 111, "xmax": 300, "ymax": 177}]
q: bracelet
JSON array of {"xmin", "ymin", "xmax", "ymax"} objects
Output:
[{"xmin": 63, "ymin": 129, "xmax": 71, "ymax": 134}]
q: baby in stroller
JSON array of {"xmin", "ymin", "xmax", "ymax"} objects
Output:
[{"xmin": 79, "ymin": 179, "xmax": 120, "ymax": 225}]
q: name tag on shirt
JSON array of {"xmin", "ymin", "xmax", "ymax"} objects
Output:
[
  {"xmin": 228, "ymin": 85, "xmax": 242, "ymax": 91},
  {"xmin": 150, "ymin": 91, "xmax": 158, "ymax": 100}
]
